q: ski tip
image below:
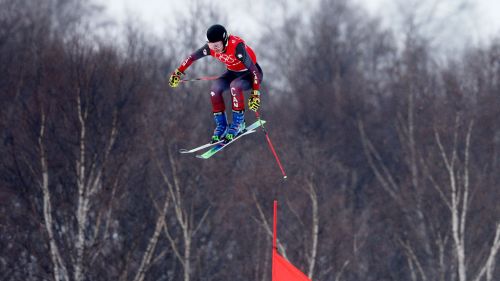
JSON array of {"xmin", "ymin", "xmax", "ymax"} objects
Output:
[
  {"xmin": 179, "ymin": 149, "xmax": 188, "ymax": 153},
  {"xmin": 283, "ymin": 175, "xmax": 288, "ymax": 180}
]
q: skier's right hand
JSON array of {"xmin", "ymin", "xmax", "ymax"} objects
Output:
[{"xmin": 169, "ymin": 69, "xmax": 183, "ymax": 88}]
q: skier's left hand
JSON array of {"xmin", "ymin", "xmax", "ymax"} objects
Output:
[
  {"xmin": 169, "ymin": 69, "xmax": 183, "ymax": 88},
  {"xmin": 248, "ymin": 90, "xmax": 261, "ymax": 112}
]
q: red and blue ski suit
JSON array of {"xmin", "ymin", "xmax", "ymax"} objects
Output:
[{"xmin": 177, "ymin": 35, "xmax": 263, "ymax": 112}]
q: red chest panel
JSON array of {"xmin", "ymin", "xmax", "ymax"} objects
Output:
[{"xmin": 210, "ymin": 35, "xmax": 257, "ymax": 71}]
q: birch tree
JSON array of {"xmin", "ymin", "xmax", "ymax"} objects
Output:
[
  {"xmin": 131, "ymin": 192, "xmax": 170, "ymax": 281},
  {"xmin": 38, "ymin": 108, "xmax": 70, "ymax": 281},
  {"xmin": 360, "ymin": 112, "xmax": 500, "ymax": 281},
  {"xmin": 433, "ymin": 119, "xmax": 500, "ymax": 281},
  {"xmin": 156, "ymin": 149, "xmax": 210, "ymax": 281}
]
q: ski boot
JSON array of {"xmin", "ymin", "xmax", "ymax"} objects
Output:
[
  {"xmin": 211, "ymin": 111, "xmax": 228, "ymax": 143},
  {"xmin": 224, "ymin": 110, "xmax": 246, "ymax": 143}
]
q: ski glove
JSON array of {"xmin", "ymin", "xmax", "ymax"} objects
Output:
[
  {"xmin": 169, "ymin": 69, "xmax": 183, "ymax": 88},
  {"xmin": 248, "ymin": 90, "xmax": 261, "ymax": 112}
]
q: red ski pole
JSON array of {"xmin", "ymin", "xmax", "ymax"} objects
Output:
[{"xmin": 255, "ymin": 111, "xmax": 287, "ymax": 179}]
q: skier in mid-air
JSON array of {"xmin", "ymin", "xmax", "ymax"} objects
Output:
[{"xmin": 168, "ymin": 24, "xmax": 263, "ymax": 143}]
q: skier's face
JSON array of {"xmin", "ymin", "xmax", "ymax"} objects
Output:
[{"xmin": 208, "ymin": 41, "xmax": 224, "ymax": 53}]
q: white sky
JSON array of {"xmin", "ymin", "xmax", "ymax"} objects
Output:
[
  {"xmin": 94, "ymin": 0, "xmax": 320, "ymax": 43},
  {"xmin": 359, "ymin": 0, "xmax": 500, "ymax": 46},
  {"xmin": 95, "ymin": 0, "xmax": 500, "ymax": 51}
]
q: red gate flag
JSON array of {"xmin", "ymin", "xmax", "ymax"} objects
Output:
[{"xmin": 272, "ymin": 200, "xmax": 312, "ymax": 281}]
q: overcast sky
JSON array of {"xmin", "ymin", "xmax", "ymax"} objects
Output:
[{"xmin": 95, "ymin": 0, "xmax": 500, "ymax": 52}]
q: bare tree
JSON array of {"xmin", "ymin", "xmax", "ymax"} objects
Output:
[
  {"xmin": 132, "ymin": 192, "xmax": 170, "ymax": 281},
  {"xmin": 38, "ymin": 107, "xmax": 70, "ymax": 281},
  {"xmin": 434, "ymin": 118, "xmax": 500, "ymax": 281},
  {"xmin": 156, "ymin": 149, "xmax": 210, "ymax": 281}
]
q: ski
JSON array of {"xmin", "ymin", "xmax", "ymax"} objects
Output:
[
  {"xmin": 179, "ymin": 140, "xmax": 224, "ymax": 154},
  {"xmin": 179, "ymin": 130, "xmax": 257, "ymax": 154},
  {"xmin": 196, "ymin": 120, "xmax": 265, "ymax": 159}
]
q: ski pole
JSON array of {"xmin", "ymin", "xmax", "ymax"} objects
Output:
[
  {"xmin": 254, "ymin": 111, "xmax": 287, "ymax": 179},
  {"xmin": 180, "ymin": 76, "xmax": 219, "ymax": 83}
]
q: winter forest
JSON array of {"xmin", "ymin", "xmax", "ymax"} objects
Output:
[{"xmin": 1, "ymin": 0, "xmax": 499, "ymax": 280}]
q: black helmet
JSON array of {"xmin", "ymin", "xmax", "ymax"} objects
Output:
[{"xmin": 206, "ymin": 24, "xmax": 228, "ymax": 45}]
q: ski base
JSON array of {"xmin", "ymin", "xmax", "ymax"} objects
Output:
[{"xmin": 179, "ymin": 140, "xmax": 223, "ymax": 154}]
